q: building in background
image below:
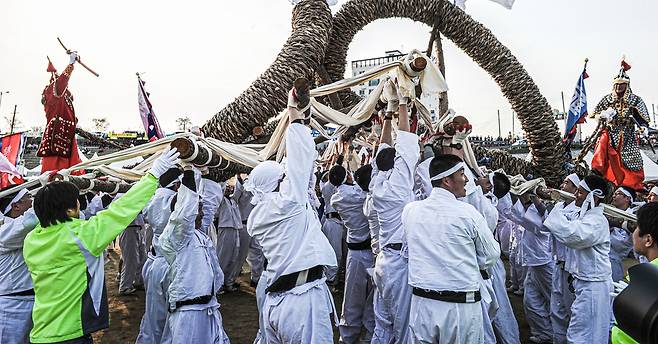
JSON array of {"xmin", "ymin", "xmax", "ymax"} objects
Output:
[{"xmin": 350, "ymin": 50, "xmax": 440, "ymax": 121}]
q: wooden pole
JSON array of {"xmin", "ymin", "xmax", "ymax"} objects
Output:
[
  {"xmin": 10, "ymin": 105, "xmax": 16, "ymax": 134},
  {"xmin": 52, "ymin": 175, "xmax": 133, "ymax": 194},
  {"xmin": 426, "ymin": 18, "xmax": 448, "ymax": 117},
  {"xmin": 170, "ymin": 137, "xmax": 224, "ymax": 167}
]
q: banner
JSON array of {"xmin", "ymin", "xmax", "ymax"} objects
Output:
[
  {"xmin": 563, "ymin": 66, "xmax": 589, "ymax": 143},
  {"xmin": 138, "ymin": 75, "xmax": 165, "ymax": 142},
  {"xmin": 0, "ymin": 133, "xmax": 25, "ymax": 188}
]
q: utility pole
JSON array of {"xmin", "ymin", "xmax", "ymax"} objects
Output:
[
  {"xmin": 511, "ymin": 110, "xmax": 515, "ymax": 141},
  {"xmin": 561, "ymin": 91, "xmax": 567, "ymax": 115},
  {"xmin": 497, "ymin": 109, "xmax": 501, "ymax": 139},
  {"xmin": 653, "ymin": 103, "xmax": 656, "ymax": 127},
  {"xmin": 0, "ymin": 91, "xmax": 9, "ymax": 117},
  {"xmin": 10, "ymin": 105, "xmax": 17, "ymax": 134}
]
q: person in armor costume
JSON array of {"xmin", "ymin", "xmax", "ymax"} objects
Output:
[
  {"xmin": 38, "ymin": 52, "xmax": 82, "ymax": 174},
  {"xmin": 590, "ymin": 61, "xmax": 650, "ymax": 190}
]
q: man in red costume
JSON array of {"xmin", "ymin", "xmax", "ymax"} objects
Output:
[
  {"xmin": 590, "ymin": 61, "xmax": 650, "ymax": 191},
  {"xmin": 38, "ymin": 52, "xmax": 82, "ymax": 173}
]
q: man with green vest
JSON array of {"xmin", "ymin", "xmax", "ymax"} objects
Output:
[
  {"xmin": 611, "ymin": 202, "xmax": 658, "ymax": 344},
  {"xmin": 23, "ymin": 148, "xmax": 180, "ymax": 343}
]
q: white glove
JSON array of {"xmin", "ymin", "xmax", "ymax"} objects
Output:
[
  {"xmin": 287, "ymin": 89, "xmax": 300, "ymax": 109},
  {"xmin": 69, "ymin": 51, "xmax": 78, "ymax": 65},
  {"xmin": 149, "ymin": 148, "xmax": 181, "ymax": 178},
  {"xmin": 38, "ymin": 171, "xmax": 55, "ymax": 186},
  {"xmin": 451, "ymin": 125, "xmax": 473, "ymax": 145},
  {"xmin": 610, "ymin": 280, "xmax": 628, "ymax": 298},
  {"xmin": 381, "ymin": 80, "xmax": 399, "ymax": 113},
  {"xmin": 600, "ymin": 107, "xmax": 617, "ymax": 121}
]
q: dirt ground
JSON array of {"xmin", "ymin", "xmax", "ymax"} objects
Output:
[{"xmin": 92, "ymin": 250, "xmax": 537, "ymax": 344}]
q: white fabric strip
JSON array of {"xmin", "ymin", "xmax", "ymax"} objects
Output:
[
  {"xmin": 4, "ymin": 188, "xmax": 28, "ymax": 214},
  {"xmin": 579, "ymin": 179, "xmax": 604, "ymax": 218},
  {"xmin": 566, "ymin": 173, "xmax": 580, "ymax": 188},
  {"xmin": 617, "ymin": 187, "xmax": 633, "ymax": 202},
  {"xmin": 430, "ymin": 162, "xmax": 465, "ymax": 181}
]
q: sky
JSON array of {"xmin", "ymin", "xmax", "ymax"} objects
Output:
[{"xmin": 0, "ymin": 0, "xmax": 657, "ymax": 138}]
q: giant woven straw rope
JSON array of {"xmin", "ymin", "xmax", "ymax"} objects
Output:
[{"xmin": 202, "ymin": 0, "xmax": 567, "ymax": 184}]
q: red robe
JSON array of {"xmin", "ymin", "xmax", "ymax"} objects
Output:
[
  {"xmin": 38, "ymin": 64, "xmax": 82, "ymax": 173},
  {"xmin": 591, "ymin": 128, "xmax": 644, "ymax": 190}
]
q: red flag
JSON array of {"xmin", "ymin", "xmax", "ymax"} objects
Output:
[
  {"xmin": 621, "ymin": 60, "xmax": 631, "ymax": 71},
  {"xmin": 0, "ymin": 133, "xmax": 25, "ymax": 188}
]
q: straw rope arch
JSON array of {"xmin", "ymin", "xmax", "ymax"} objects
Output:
[{"xmin": 203, "ymin": 0, "xmax": 566, "ymax": 183}]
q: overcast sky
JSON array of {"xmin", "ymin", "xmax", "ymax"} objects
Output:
[{"xmin": 1, "ymin": 0, "xmax": 656, "ymax": 138}]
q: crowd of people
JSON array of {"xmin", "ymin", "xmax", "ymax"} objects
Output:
[{"xmin": 1, "ymin": 79, "xmax": 657, "ymax": 344}]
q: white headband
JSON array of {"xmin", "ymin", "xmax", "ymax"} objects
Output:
[
  {"xmin": 579, "ymin": 179, "xmax": 604, "ymax": 218},
  {"xmin": 617, "ymin": 187, "xmax": 633, "ymax": 202},
  {"xmin": 430, "ymin": 162, "xmax": 465, "ymax": 181},
  {"xmin": 566, "ymin": 173, "xmax": 580, "ymax": 188},
  {"xmin": 4, "ymin": 188, "xmax": 29, "ymax": 214}
]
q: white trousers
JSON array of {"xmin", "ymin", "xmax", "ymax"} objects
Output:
[
  {"xmin": 247, "ymin": 237, "xmax": 265, "ymax": 284},
  {"xmin": 372, "ymin": 248, "xmax": 411, "ymax": 343},
  {"xmin": 372, "ymin": 283, "xmax": 394, "ymax": 344},
  {"xmin": 407, "ymin": 295, "xmax": 483, "ymax": 344},
  {"xmin": 263, "ymin": 279, "xmax": 336, "ymax": 344},
  {"xmin": 490, "ymin": 259, "xmax": 521, "ymax": 344},
  {"xmin": 253, "ymin": 271, "xmax": 271, "ymax": 344},
  {"xmin": 550, "ymin": 264, "xmax": 574, "ymax": 344},
  {"xmin": 508, "ymin": 252, "xmax": 526, "ymax": 290},
  {"xmin": 216, "ymin": 227, "xmax": 240, "ymax": 286},
  {"xmin": 480, "ymin": 277, "xmax": 497, "ymax": 344},
  {"xmin": 321, "ymin": 218, "xmax": 344, "ymax": 283},
  {"xmin": 567, "ymin": 279, "xmax": 612, "ymax": 344},
  {"xmin": 339, "ymin": 249, "xmax": 375, "ymax": 343},
  {"xmin": 136, "ymin": 256, "xmax": 169, "ymax": 344},
  {"xmin": 523, "ymin": 262, "xmax": 554, "ymax": 340},
  {"xmin": 231, "ymin": 227, "xmax": 252, "ymax": 282},
  {"xmin": 161, "ymin": 303, "xmax": 229, "ymax": 344},
  {"xmin": 0, "ymin": 295, "xmax": 33, "ymax": 344},
  {"xmin": 119, "ymin": 225, "xmax": 146, "ymax": 291}
]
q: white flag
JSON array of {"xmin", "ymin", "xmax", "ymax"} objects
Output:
[
  {"xmin": 454, "ymin": 0, "xmax": 515, "ymax": 10},
  {"xmin": 0, "ymin": 152, "xmax": 21, "ymax": 177}
]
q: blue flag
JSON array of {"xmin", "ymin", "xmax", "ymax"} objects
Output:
[{"xmin": 563, "ymin": 68, "xmax": 588, "ymax": 143}]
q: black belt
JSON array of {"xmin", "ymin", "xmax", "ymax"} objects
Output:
[
  {"xmin": 266, "ymin": 265, "xmax": 324, "ymax": 293},
  {"xmin": 325, "ymin": 212, "xmax": 341, "ymax": 220},
  {"xmin": 2, "ymin": 289, "xmax": 35, "ymax": 297},
  {"xmin": 242, "ymin": 220, "xmax": 248, "ymax": 225},
  {"xmin": 412, "ymin": 287, "xmax": 481, "ymax": 303},
  {"xmin": 172, "ymin": 294, "xmax": 213, "ymax": 312},
  {"xmin": 556, "ymin": 260, "xmax": 565, "ymax": 269},
  {"xmin": 480, "ymin": 270, "xmax": 490, "ymax": 280},
  {"xmin": 347, "ymin": 237, "xmax": 372, "ymax": 250},
  {"xmin": 384, "ymin": 243, "xmax": 402, "ymax": 251}
]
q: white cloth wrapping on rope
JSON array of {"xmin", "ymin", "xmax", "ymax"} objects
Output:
[{"xmin": 3, "ymin": 51, "xmax": 446, "ymax": 198}]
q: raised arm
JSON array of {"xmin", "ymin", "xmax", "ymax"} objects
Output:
[
  {"xmin": 0, "ymin": 209, "xmax": 39, "ymax": 253},
  {"xmin": 159, "ymin": 169, "xmax": 201, "ymax": 264},
  {"xmin": 543, "ymin": 205, "xmax": 609, "ymax": 249},
  {"xmin": 75, "ymin": 148, "xmax": 179, "ymax": 256},
  {"xmin": 200, "ymin": 177, "xmax": 222, "ymax": 234},
  {"xmin": 473, "ymin": 212, "xmax": 501, "ymax": 270}
]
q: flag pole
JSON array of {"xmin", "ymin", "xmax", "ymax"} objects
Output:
[{"xmin": 497, "ymin": 109, "xmax": 501, "ymax": 139}]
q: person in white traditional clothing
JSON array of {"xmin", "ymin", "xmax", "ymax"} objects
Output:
[
  {"xmin": 234, "ymin": 174, "xmax": 265, "ymax": 288},
  {"xmin": 509, "ymin": 190, "xmax": 555, "ymax": 343},
  {"xmin": 543, "ymin": 174, "xmax": 613, "ymax": 344},
  {"xmin": 370, "ymin": 79, "xmax": 419, "ymax": 343},
  {"xmin": 320, "ymin": 168, "xmax": 345, "ymax": 286},
  {"xmin": 488, "ymin": 173, "xmax": 522, "ymax": 344},
  {"xmin": 404, "ymin": 154, "xmax": 500, "ymax": 343},
  {"xmin": 215, "ymin": 183, "xmax": 244, "ymax": 292},
  {"xmin": 0, "ymin": 189, "xmax": 39, "ymax": 344},
  {"xmin": 117, "ymin": 198, "xmax": 148, "ymax": 295},
  {"xmin": 329, "ymin": 164, "xmax": 375, "ymax": 343},
  {"xmin": 607, "ymin": 186, "xmax": 636, "ymax": 282},
  {"xmin": 507, "ymin": 222, "xmax": 526, "ymax": 296},
  {"xmin": 243, "ymin": 85, "xmax": 337, "ymax": 343},
  {"xmin": 648, "ymin": 186, "xmax": 658, "ymax": 203},
  {"xmin": 159, "ymin": 166, "xmax": 229, "ymax": 344},
  {"xmin": 136, "ymin": 168, "xmax": 182, "ymax": 344}
]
